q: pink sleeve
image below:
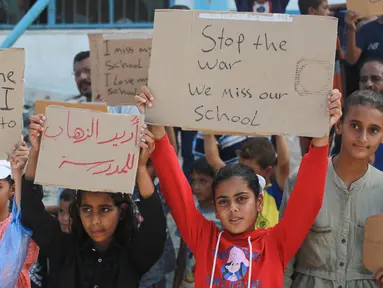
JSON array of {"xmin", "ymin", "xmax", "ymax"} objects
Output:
[{"xmin": 24, "ymin": 239, "xmax": 39, "ymax": 267}]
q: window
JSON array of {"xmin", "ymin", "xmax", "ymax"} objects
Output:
[{"xmin": 0, "ymin": 0, "xmax": 173, "ymax": 28}]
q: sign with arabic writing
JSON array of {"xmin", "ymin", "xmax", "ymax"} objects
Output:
[
  {"xmin": 0, "ymin": 48, "xmax": 24, "ymax": 160},
  {"xmin": 35, "ymin": 106, "xmax": 144, "ymax": 194}
]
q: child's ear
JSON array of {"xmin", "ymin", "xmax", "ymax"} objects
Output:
[
  {"xmin": 335, "ymin": 121, "xmax": 342, "ymax": 135},
  {"xmin": 8, "ymin": 183, "xmax": 15, "ymax": 198},
  {"xmin": 256, "ymin": 194, "xmax": 264, "ymax": 213},
  {"xmin": 265, "ymin": 166, "xmax": 273, "ymax": 179},
  {"xmin": 307, "ymin": 7, "xmax": 316, "ymax": 15}
]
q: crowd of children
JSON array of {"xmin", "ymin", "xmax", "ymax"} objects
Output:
[{"xmin": 1, "ymin": 1, "xmax": 383, "ymax": 288}]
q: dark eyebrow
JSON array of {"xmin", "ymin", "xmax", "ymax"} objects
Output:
[
  {"xmin": 370, "ymin": 124, "xmax": 382, "ymax": 129},
  {"xmin": 234, "ymin": 192, "xmax": 249, "ymax": 197},
  {"xmin": 216, "ymin": 191, "xmax": 249, "ymax": 200},
  {"xmin": 98, "ymin": 204, "xmax": 114, "ymax": 208}
]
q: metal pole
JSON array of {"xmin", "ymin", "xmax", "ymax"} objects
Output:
[
  {"xmin": 0, "ymin": 0, "xmax": 51, "ymax": 48},
  {"xmin": 47, "ymin": 0, "xmax": 56, "ymax": 25},
  {"xmin": 109, "ymin": 0, "xmax": 114, "ymax": 24}
]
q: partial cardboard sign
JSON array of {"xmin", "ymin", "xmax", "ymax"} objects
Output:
[
  {"xmin": 146, "ymin": 10, "xmax": 338, "ymax": 137},
  {"xmin": 89, "ymin": 34, "xmax": 104, "ymax": 101},
  {"xmin": 0, "ymin": 48, "xmax": 25, "ymax": 160},
  {"xmin": 363, "ymin": 214, "xmax": 383, "ymax": 273},
  {"xmin": 89, "ymin": 32, "xmax": 152, "ymax": 106},
  {"xmin": 35, "ymin": 106, "xmax": 143, "ymax": 194},
  {"xmin": 34, "ymin": 100, "xmax": 108, "ymax": 115},
  {"xmin": 347, "ymin": 0, "xmax": 383, "ymax": 18}
]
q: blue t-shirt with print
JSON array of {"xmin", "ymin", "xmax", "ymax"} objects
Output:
[{"xmin": 356, "ymin": 20, "xmax": 383, "ymax": 60}]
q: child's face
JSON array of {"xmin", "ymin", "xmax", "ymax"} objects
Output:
[
  {"xmin": 58, "ymin": 200, "xmax": 72, "ymax": 233},
  {"xmin": 309, "ymin": 0, "xmax": 330, "ymax": 16},
  {"xmin": 190, "ymin": 171, "xmax": 213, "ymax": 203},
  {"xmin": 214, "ymin": 176, "xmax": 262, "ymax": 235},
  {"xmin": 0, "ymin": 179, "xmax": 13, "ymax": 211},
  {"xmin": 79, "ymin": 192, "xmax": 120, "ymax": 250},
  {"xmin": 338, "ymin": 105, "xmax": 383, "ymax": 160}
]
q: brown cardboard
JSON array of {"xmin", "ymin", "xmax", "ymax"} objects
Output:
[
  {"xmin": 146, "ymin": 10, "xmax": 338, "ymax": 137},
  {"xmin": 35, "ymin": 106, "xmax": 143, "ymax": 194},
  {"xmin": 363, "ymin": 214, "xmax": 383, "ymax": 273},
  {"xmin": 0, "ymin": 48, "xmax": 25, "ymax": 160},
  {"xmin": 347, "ymin": 0, "xmax": 383, "ymax": 18},
  {"xmin": 88, "ymin": 34, "xmax": 104, "ymax": 101},
  {"xmin": 34, "ymin": 100, "xmax": 108, "ymax": 115},
  {"xmin": 91, "ymin": 32, "xmax": 152, "ymax": 106}
]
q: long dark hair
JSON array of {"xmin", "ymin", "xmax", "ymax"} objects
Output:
[{"xmin": 69, "ymin": 191, "xmax": 139, "ymax": 246}]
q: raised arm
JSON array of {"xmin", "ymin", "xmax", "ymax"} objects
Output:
[
  {"xmin": 129, "ymin": 191, "xmax": 166, "ymax": 276},
  {"xmin": 9, "ymin": 140, "xmax": 40, "ymax": 281},
  {"xmin": 204, "ymin": 134, "xmax": 226, "ymax": 170},
  {"xmin": 275, "ymin": 135, "xmax": 290, "ymax": 191},
  {"xmin": 129, "ymin": 130, "xmax": 167, "ymax": 276},
  {"xmin": 345, "ymin": 11, "xmax": 362, "ymax": 65},
  {"xmin": 135, "ymin": 87, "xmax": 214, "ymax": 253},
  {"xmin": 21, "ymin": 115, "xmax": 70, "ymax": 263},
  {"xmin": 271, "ymin": 90, "xmax": 342, "ymax": 267}
]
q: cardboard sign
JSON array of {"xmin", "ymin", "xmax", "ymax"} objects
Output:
[
  {"xmin": 34, "ymin": 100, "xmax": 108, "ymax": 115},
  {"xmin": 89, "ymin": 32, "xmax": 152, "ymax": 106},
  {"xmin": 89, "ymin": 34, "xmax": 104, "ymax": 101},
  {"xmin": 0, "ymin": 48, "xmax": 25, "ymax": 160},
  {"xmin": 347, "ymin": 0, "xmax": 383, "ymax": 18},
  {"xmin": 35, "ymin": 107, "xmax": 143, "ymax": 194},
  {"xmin": 363, "ymin": 214, "xmax": 383, "ymax": 273},
  {"xmin": 146, "ymin": 10, "xmax": 338, "ymax": 137}
]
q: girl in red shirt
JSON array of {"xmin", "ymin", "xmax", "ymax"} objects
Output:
[{"xmin": 137, "ymin": 87, "xmax": 342, "ymax": 288}]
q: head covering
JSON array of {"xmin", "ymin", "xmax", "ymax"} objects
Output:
[
  {"xmin": 256, "ymin": 174, "xmax": 266, "ymax": 193},
  {"xmin": 0, "ymin": 160, "xmax": 12, "ymax": 180}
]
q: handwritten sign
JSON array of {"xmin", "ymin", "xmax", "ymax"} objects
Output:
[
  {"xmin": 35, "ymin": 107, "xmax": 144, "ymax": 194},
  {"xmin": 363, "ymin": 214, "xmax": 383, "ymax": 273},
  {"xmin": 146, "ymin": 10, "xmax": 338, "ymax": 137},
  {"xmin": 90, "ymin": 32, "xmax": 152, "ymax": 106},
  {"xmin": 34, "ymin": 100, "xmax": 108, "ymax": 115},
  {"xmin": 347, "ymin": 0, "xmax": 383, "ymax": 18},
  {"xmin": 0, "ymin": 48, "xmax": 24, "ymax": 159}
]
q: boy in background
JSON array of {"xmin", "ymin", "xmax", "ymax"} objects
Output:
[
  {"xmin": 173, "ymin": 158, "xmax": 221, "ymax": 288},
  {"xmin": 298, "ymin": 0, "xmax": 344, "ymax": 155},
  {"xmin": 203, "ymin": 135, "xmax": 290, "ymax": 228}
]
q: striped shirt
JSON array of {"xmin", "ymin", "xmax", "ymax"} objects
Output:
[{"xmin": 193, "ymin": 132, "xmax": 251, "ymax": 165}]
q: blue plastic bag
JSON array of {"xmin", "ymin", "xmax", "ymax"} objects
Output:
[{"xmin": 0, "ymin": 197, "xmax": 32, "ymax": 288}]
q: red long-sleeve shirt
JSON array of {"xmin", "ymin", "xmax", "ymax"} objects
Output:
[{"xmin": 152, "ymin": 135, "xmax": 328, "ymax": 287}]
